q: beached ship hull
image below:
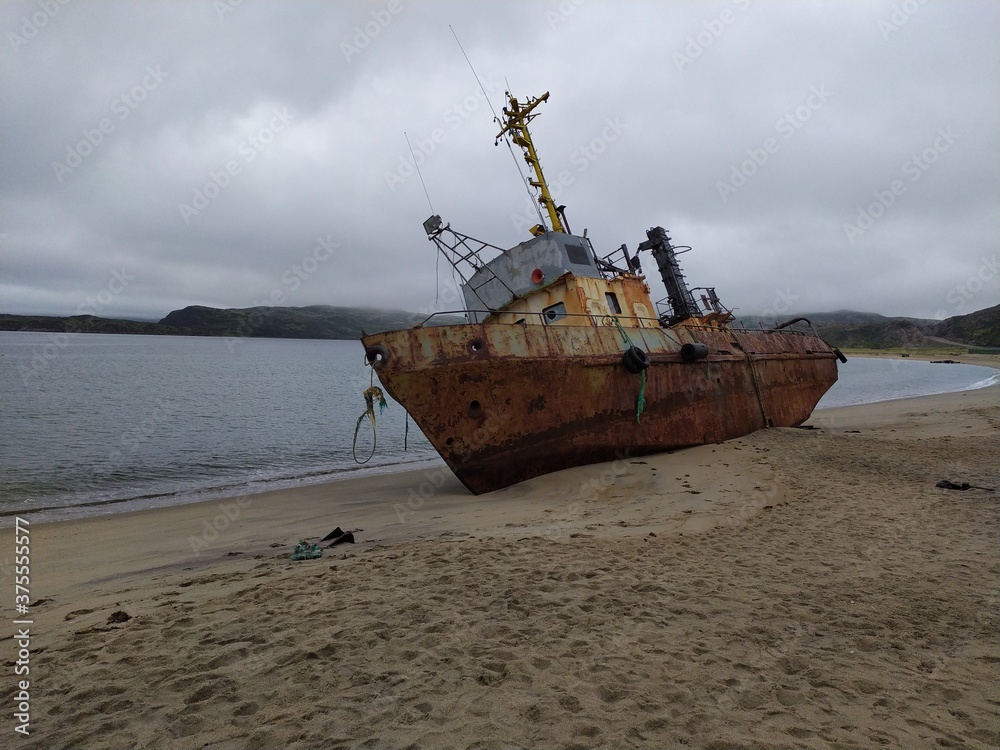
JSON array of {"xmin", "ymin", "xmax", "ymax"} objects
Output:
[
  {"xmin": 360, "ymin": 90, "xmax": 841, "ymax": 494},
  {"xmin": 362, "ymin": 322, "xmax": 838, "ymax": 494}
]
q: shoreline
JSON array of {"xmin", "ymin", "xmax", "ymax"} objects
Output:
[
  {"xmin": 0, "ymin": 452, "xmax": 445, "ymax": 528},
  {"xmin": 814, "ymin": 352, "xmax": 999, "ymax": 410},
  {"xmin": 840, "ymin": 349, "xmax": 1000, "ymax": 368},
  {"xmin": 1, "ymin": 379, "xmax": 997, "ymax": 748},
  {"xmin": 5, "ymin": 378, "xmax": 999, "ymax": 586},
  {"xmin": 5, "ymin": 352, "xmax": 998, "ymax": 529}
]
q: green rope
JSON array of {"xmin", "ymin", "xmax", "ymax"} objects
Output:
[
  {"xmin": 352, "ymin": 385, "xmax": 387, "ymax": 464},
  {"xmin": 611, "ymin": 316, "xmax": 647, "ymax": 424},
  {"xmin": 636, "ymin": 369, "xmax": 646, "ymax": 424},
  {"xmin": 612, "ymin": 316, "xmax": 633, "ymax": 346}
]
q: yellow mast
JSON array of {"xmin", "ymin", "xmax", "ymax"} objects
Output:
[{"xmin": 495, "ymin": 91, "xmax": 566, "ymax": 235}]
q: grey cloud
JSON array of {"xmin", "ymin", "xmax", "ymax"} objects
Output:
[{"xmin": 2, "ymin": 0, "xmax": 997, "ymax": 322}]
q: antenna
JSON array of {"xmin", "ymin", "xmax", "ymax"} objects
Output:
[
  {"xmin": 404, "ymin": 131, "xmax": 435, "ymax": 214},
  {"xmin": 404, "ymin": 130, "xmax": 443, "ymax": 302},
  {"xmin": 450, "ymin": 26, "xmax": 494, "ymax": 118},
  {"xmin": 449, "ymin": 25, "xmax": 545, "ymax": 229}
]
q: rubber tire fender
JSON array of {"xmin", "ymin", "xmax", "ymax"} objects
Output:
[{"xmin": 622, "ymin": 345, "xmax": 650, "ymax": 374}]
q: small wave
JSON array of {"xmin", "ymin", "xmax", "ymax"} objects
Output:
[
  {"xmin": 817, "ymin": 360, "xmax": 999, "ymax": 410},
  {"xmin": 964, "ymin": 371, "xmax": 1000, "ymax": 391},
  {"xmin": 0, "ymin": 453, "xmax": 444, "ymax": 526}
]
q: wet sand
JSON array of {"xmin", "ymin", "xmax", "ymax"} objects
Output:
[{"xmin": 2, "ymin": 378, "xmax": 998, "ymax": 749}]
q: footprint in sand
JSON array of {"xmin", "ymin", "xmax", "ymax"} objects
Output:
[
  {"xmin": 557, "ymin": 694, "xmax": 582, "ymax": 713},
  {"xmin": 64, "ymin": 607, "xmax": 97, "ymax": 621},
  {"xmin": 233, "ymin": 701, "xmax": 259, "ymax": 717}
]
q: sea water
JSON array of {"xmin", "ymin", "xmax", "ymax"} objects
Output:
[
  {"xmin": 816, "ymin": 355, "xmax": 998, "ymax": 408},
  {"xmin": 1, "ymin": 332, "xmax": 996, "ymax": 524},
  {"xmin": 1, "ymin": 332, "xmax": 438, "ymax": 524}
]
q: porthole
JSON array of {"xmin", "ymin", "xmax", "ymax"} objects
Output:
[{"xmin": 542, "ymin": 301, "xmax": 567, "ymax": 324}]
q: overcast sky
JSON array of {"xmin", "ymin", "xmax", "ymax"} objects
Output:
[{"xmin": 2, "ymin": 0, "xmax": 998, "ymax": 323}]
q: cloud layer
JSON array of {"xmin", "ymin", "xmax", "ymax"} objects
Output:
[{"xmin": 2, "ymin": 0, "xmax": 998, "ymax": 321}]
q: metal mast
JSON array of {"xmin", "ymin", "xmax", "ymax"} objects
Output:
[{"xmin": 495, "ymin": 92, "xmax": 566, "ymax": 236}]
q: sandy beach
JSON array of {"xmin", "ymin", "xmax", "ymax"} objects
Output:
[{"xmin": 2, "ymin": 363, "xmax": 998, "ymax": 749}]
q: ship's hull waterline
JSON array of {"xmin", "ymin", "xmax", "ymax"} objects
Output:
[{"xmin": 362, "ymin": 322, "xmax": 839, "ymax": 494}]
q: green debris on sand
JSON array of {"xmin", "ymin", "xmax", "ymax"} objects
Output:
[{"xmin": 289, "ymin": 540, "xmax": 323, "ymax": 561}]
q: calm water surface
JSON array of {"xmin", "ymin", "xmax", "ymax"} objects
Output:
[
  {"xmin": 1, "ymin": 333, "xmax": 437, "ymax": 523},
  {"xmin": 815, "ymin": 355, "xmax": 998, "ymax": 408},
  {"xmin": 1, "ymin": 332, "xmax": 996, "ymax": 523}
]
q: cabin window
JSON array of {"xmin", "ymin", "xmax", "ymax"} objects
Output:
[
  {"xmin": 605, "ymin": 292, "xmax": 622, "ymax": 314},
  {"xmin": 565, "ymin": 243, "xmax": 591, "ymax": 266},
  {"xmin": 541, "ymin": 301, "xmax": 567, "ymax": 324}
]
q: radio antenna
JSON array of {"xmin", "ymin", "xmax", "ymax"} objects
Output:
[
  {"xmin": 449, "ymin": 25, "xmax": 545, "ymax": 228},
  {"xmin": 404, "ymin": 131, "xmax": 435, "ymax": 215}
]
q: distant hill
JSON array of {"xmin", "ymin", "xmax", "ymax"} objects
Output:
[
  {"xmin": 929, "ymin": 303, "xmax": 1000, "ymax": 348},
  {"xmin": 157, "ymin": 305, "xmax": 458, "ymax": 338},
  {"xmin": 0, "ymin": 305, "xmax": 463, "ymax": 340},
  {"xmin": 0, "ymin": 313, "xmax": 183, "ymax": 336},
  {"xmin": 735, "ymin": 306, "xmax": 999, "ymax": 349},
  {"xmin": 816, "ymin": 319, "xmax": 937, "ymax": 349},
  {"xmin": 737, "ymin": 310, "xmax": 934, "ymax": 328},
  {"xmin": 2, "ymin": 304, "xmax": 996, "ymax": 348}
]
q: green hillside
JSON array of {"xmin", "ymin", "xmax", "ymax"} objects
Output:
[
  {"xmin": 157, "ymin": 305, "xmax": 454, "ymax": 338},
  {"xmin": 0, "ymin": 305, "xmax": 461, "ymax": 340},
  {"xmin": 0, "ymin": 314, "xmax": 182, "ymax": 335},
  {"xmin": 3, "ymin": 304, "xmax": 996, "ymax": 348},
  {"xmin": 734, "ymin": 306, "xmax": 999, "ymax": 349},
  {"xmin": 929, "ymin": 304, "xmax": 1000, "ymax": 347}
]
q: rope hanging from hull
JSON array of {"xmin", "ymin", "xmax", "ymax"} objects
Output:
[
  {"xmin": 353, "ymin": 366, "xmax": 388, "ymax": 464},
  {"xmin": 612, "ymin": 317, "xmax": 647, "ymax": 424}
]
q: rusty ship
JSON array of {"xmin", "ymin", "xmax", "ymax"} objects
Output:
[{"xmin": 361, "ymin": 91, "xmax": 845, "ymax": 494}]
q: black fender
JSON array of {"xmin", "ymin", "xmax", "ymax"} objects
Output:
[
  {"xmin": 680, "ymin": 342, "xmax": 708, "ymax": 363},
  {"xmin": 622, "ymin": 345, "xmax": 650, "ymax": 374}
]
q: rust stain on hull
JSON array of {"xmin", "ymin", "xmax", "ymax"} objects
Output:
[{"xmin": 362, "ymin": 323, "xmax": 838, "ymax": 494}]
